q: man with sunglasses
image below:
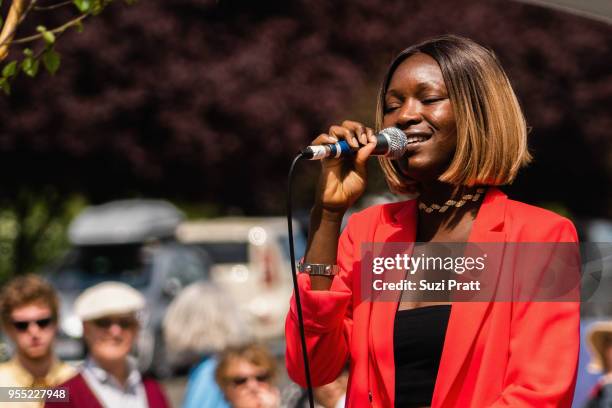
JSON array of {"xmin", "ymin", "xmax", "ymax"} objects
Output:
[
  {"xmin": 45, "ymin": 281, "xmax": 169, "ymax": 408},
  {"xmin": 0, "ymin": 274, "xmax": 76, "ymax": 407}
]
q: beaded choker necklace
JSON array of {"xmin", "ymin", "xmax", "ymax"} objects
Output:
[{"xmin": 418, "ymin": 187, "xmax": 486, "ymax": 213}]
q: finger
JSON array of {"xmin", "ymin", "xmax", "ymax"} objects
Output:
[
  {"xmin": 331, "ymin": 125, "xmax": 359, "ymax": 148},
  {"xmin": 312, "ymin": 133, "xmax": 338, "ymax": 146},
  {"xmin": 357, "ymin": 128, "xmax": 368, "ymax": 145},
  {"xmin": 354, "ymin": 138, "xmax": 377, "ymax": 173},
  {"xmin": 365, "ymin": 127, "xmax": 376, "ymax": 144},
  {"xmin": 342, "ymin": 120, "xmax": 368, "ymax": 145},
  {"xmin": 329, "ymin": 125, "xmax": 359, "ymax": 149}
]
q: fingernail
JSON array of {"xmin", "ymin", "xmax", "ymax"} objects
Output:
[{"xmin": 329, "ymin": 135, "xmax": 338, "ymax": 142}]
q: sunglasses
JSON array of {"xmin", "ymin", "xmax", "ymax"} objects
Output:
[
  {"xmin": 12, "ymin": 317, "xmax": 54, "ymax": 332},
  {"xmin": 92, "ymin": 317, "xmax": 137, "ymax": 329},
  {"xmin": 228, "ymin": 373, "xmax": 272, "ymax": 386}
]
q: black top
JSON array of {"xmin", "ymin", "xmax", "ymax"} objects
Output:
[{"xmin": 394, "ymin": 305, "xmax": 452, "ymax": 408}]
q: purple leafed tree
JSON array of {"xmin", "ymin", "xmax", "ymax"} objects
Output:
[{"xmin": 0, "ymin": 0, "xmax": 610, "ymax": 216}]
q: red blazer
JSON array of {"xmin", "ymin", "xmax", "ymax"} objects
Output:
[
  {"xmin": 44, "ymin": 372, "xmax": 170, "ymax": 408},
  {"xmin": 285, "ymin": 187, "xmax": 580, "ymax": 407}
]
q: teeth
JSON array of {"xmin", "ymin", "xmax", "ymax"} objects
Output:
[{"xmin": 407, "ymin": 135, "xmax": 429, "ymax": 144}]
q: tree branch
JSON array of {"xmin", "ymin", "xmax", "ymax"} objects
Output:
[
  {"xmin": 0, "ymin": 0, "xmax": 38, "ymax": 60},
  {"xmin": 34, "ymin": 1, "xmax": 73, "ymax": 11},
  {"xmin": 10, "ymin": 14, "xmax": 88, "ymax": 45}
]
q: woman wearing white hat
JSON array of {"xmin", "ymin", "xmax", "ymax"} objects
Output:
[{"xmin": 45, "ymin": 282, "xmax": 169, "ymax": 408}]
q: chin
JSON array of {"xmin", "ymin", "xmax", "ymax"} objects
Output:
[
  {"xmin": 97, "ymin": 346, "xmax": 131, "ymax": 362},
  {"xmin": 25, "ymin": 347, "xmax": 50, "ymax": 359},
  {"xmin": 402, "ymin": 163, "xmax": 449, "ymax": 184},
  {"xmin": 104, "ymin": 351, "xmax": 130, "ymax": 362}
]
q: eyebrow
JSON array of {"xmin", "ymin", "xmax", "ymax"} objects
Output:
[{"xmin": 385, "ymin": 81, "xmax": 446, "ymax": 98}]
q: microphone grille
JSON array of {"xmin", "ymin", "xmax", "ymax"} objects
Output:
[{"xmin": 380, "ymin": 127, "xmax": 408, "ymax": 159}]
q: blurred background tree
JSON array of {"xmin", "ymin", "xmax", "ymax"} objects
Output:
[
  {"xmin": 0, "ymin": 0, "xmax": 610, "ymax": 278},
  {"xmin": 0, "ymin": 0, "xmax": 133, "ymax": 279}
]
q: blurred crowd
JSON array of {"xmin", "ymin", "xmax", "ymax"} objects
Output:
[
  {"xmin": 0, "ymin": 274, "xmax": 348, "ymax": 408},
  {"xmin": 2, "ymin": 272, "xmax": 612, "ymax": 408}
]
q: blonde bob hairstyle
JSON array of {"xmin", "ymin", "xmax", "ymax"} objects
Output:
[{"xmin": 377, "ymin": 35, "xmax": 532, "ymax": 194}]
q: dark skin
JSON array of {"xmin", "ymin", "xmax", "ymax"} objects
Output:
[{"xmin": 305, "ymin": 53, "xmax": 482, "ymax": 314}]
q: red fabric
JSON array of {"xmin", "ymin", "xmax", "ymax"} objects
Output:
[
  {"xmin": 44, "ymin": 372, "xmax": 170, "ymax": 408},
  {"xmin": 143, "ymin": 377, "xmax": 171, "ymax": 408},
  {"xmin": 285, "ymin": 187, "xmax": 580, "ymax": 407}
]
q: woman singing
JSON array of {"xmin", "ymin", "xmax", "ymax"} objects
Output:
[{"xmin": 285, "ymin": 35, "xmax": 579, "ymax": 408}]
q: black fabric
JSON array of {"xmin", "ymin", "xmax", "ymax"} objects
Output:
[{"xmin": 394, "ymin": 305, "xmax": 451, "ymax": 407}]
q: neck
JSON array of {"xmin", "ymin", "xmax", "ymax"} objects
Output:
[
  {"xmin": 94, "ymin": 358, "xmax": 129, "ymax": 386},
  {"xmin": 16, "ymin": 350, "xmax": 54, "ymax": 379},
  {"xmin": 416, "ymin": 182, "xmax": 482, "ymax": 241},
  {"xmin": 417, "ymin": 181, "xmax": 458, "ymax": 206}
]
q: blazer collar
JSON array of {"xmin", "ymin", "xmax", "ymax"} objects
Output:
[
  {"xmin": 369, "ymin": 187, "xmax": 509, "ymax": 406},
  {"xmin": 389, "ymin": 186, "xmax": 508, "ymax": 232}
]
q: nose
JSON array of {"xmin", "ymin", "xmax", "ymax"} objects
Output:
[
  {"xmin": 108, "ymin": 323, "xmax": 123, "ymax": 336},
  {"xmin": 245, "ymin": 377, "xmax": 261, "ymax": 390},
  {"xmin": 395, "ymin": 98, "xmax": 422, "ymax": 128},
  {"xmin": 27, "ymin": 324, "xmax": 41, "ymax": 336}
]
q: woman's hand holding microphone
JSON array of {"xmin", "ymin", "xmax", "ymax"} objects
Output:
[
  {"xmin": 313, "ymin": 120, "xmax": 378, "ymax": 213},
  {"xmin": 305, "ymin": 120, "xmax": 377, "ymax": 290}
]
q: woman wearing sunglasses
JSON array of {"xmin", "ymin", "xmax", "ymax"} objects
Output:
[
  {"xmin": 45, "ymin": 281, "xmax": 169, "ymax": 408},
  {"xmin": 215, "ymin": 343, "xmax": 280, "ymax": 408},
  {"xmin": 0, "ymin": 274, "xmax": 76, "ymax": 408}
]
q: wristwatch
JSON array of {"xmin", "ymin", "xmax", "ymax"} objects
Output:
[{"xmin": 297, "ymin": 260, "xmax": 339, "ymax": 276}]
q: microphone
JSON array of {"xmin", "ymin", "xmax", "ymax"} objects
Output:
[{"xmin": 301, "ymin": 127, "xmax": 408, "ymax": 160}]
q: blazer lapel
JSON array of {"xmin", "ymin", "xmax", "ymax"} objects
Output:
[
  {"xmin": 369, "ymin": 200, "xmax": 417, "ymax": 406},
  {"xmin": 432, "ymin": 187, "xmax": 508, "ymax": 407}
]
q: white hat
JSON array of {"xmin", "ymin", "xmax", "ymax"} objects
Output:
[{"xmin": 75, "ymin": 281, "xmax": 145, "ymax": 321}]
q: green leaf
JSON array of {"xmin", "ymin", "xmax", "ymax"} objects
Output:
[
  {"xmin": 2, "ymin": 61, "xmax": 17, "ymax": 78},
  {"xmin": 43, "ymin": 49, "xmax": 61, "ymax": 75},
  {"xmin": 0, "ymin": 78, "xmax": 11, "ymax": 95},
  {"xmin": 73, "ymin": 0, "xmax": 91, "ymax": 13},
  {"xmin": 42, "ymin": 31, "xmax": 56, "ymax": 45},
  {"xmin": 21, "ymin": 57, "xmax": 39, "ymax": 78},
  {"xmin": 23, "ymin": 48, "xmax": 33, "ymax": 57},
  {"xmin": 36, "ymin": 25, "xmax": 56, "ymax": 45}
]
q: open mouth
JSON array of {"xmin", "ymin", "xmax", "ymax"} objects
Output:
[{"xmin": 406, "ymin": 134, "xmax": 432, "ymax": 145}]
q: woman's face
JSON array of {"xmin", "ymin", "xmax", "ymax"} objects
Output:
[
  {"xmin": 382, "ymin": 52, "xmax": 457, "ymax": 184},
  {"xmin": 221, "ymin": 357, "xmax": 277, "ymax": 408}
]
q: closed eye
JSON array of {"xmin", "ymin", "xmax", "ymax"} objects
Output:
[
  {"xmin": 383, "ymin": 105, "xmax": 400, "ymax": 114},
  {"xmin": 422, "ymin": 97, "xmax": 446, "ymax": 105}
]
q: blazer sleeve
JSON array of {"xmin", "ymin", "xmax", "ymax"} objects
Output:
[
  {"xmin": 489, "ymin": 218, "xmax": 580, "ymax": 408},
  {"xmin": 285, "ymin": 215, "xmax": 358, "ymax": 387}
]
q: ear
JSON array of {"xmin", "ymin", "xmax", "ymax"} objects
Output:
[{"xmin": 82, "ymin": 321, "xmax": 93, "ymax": 342}]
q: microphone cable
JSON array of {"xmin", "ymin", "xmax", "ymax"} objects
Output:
[{"xmin": 286, "ymin": 152, "xmax": 315, "ymax": 408}]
